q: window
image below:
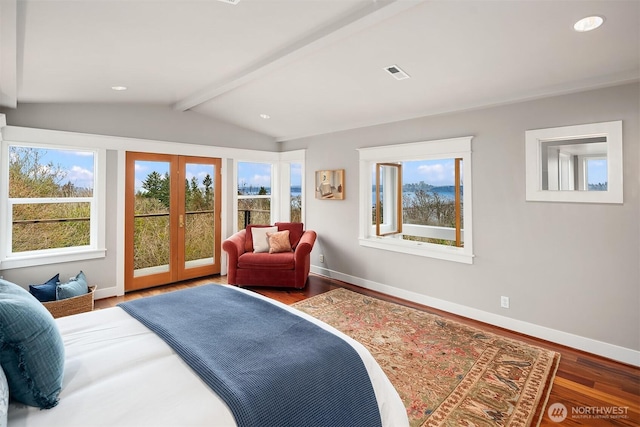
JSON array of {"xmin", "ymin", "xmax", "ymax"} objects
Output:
[
  {"xmin": 236, "ymin": 161, "xmax": 273, "ymax": 229},
  {"xmin": 358, "ymin": 137, "xmax": 473, "ymax": 264},
  {"xmin": 582, "ymin": 156, "xmax": 607, "ymax": 191},
  {"xmin": 1, "ymin": 143, "xmax": 106, "ymax": 268},
  {"xmin": 290, "ymin": 162, "xmax": 303, "ymax": 222},
  {"xmin": 374, "ymin": 163, "xmax": 403, "ymax": 236}
]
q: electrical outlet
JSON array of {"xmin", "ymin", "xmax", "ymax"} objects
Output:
[
  {"xmin": 500, "ymin": 296, "xmax": 510, "ymax": 309},
  {"xmin": 319, "ymin": 254, "xmax": 324, "ymax": 263}
]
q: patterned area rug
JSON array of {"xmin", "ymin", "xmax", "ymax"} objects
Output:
[{"xmin": 292, "ymin": 288, "xmax": 560, "ymax": 427}]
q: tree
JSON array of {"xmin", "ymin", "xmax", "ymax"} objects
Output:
[
  {"xmin": 141, "ymin": 171, "xmax": 170, "ymax": 208},
  {"xmin": 203, "ymin": 174, "xmax": 213, "ymax": 209},
  {"xmin": 189, "ymin": 176, "xmax": 204, "ymax": 210},
  {"xmin": 403, "ymin": 189, "xmax": 456, "ymax": 227}
]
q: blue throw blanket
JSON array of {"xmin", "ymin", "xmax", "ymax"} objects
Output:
[{"xmin": 118, "ymin": 285, "xmax": 382, "ymax": 427}]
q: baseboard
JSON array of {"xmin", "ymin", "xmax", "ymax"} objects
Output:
[
  {"xmin": 311, "ymin": 266, "xmax": 640, "ymax": 367},
  {"xmin": 94, "ymin": 286, "xmax": 120, "ymax": 300}
]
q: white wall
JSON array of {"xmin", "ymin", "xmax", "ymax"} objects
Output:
[
  {"xmin": 0, "ymin": 103, "xmax": 276, "ymax": 150},
  {"xmin": 281, "ymin": 83, "xmax": 640, "ymax": 365}
]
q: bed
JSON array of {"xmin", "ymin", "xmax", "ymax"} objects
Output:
[{"xmin": 3, "ymin": 282, "xmax": 408, "ymax": 427}]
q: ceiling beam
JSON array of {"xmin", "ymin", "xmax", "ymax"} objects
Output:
[
  {"xmin": 173, "ymin": 0, "xmax": 425, "ymax": 112},
  {"xmin": 0, "ymin": 0, "xmax": 17, "ymax": 108}
]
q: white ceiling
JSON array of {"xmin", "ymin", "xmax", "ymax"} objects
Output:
[{"xmin": 1, "ymin": 0, "xmax": 638, "ymax": 142}]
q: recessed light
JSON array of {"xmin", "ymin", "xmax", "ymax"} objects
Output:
[
  {"xmin": 111, "ymin": 86, "xmax": 128, "ymax": 91},
  {"xmin": 574, "ymin": 16, "xmax": 604, "ymax": 32},
  {"xmin": 259, "ymin": 114, "xmax": 271, "ymax": 119}
]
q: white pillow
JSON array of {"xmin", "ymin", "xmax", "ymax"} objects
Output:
[
  {"xmin": 0, "ymin": 364, "xmax": 8, "ymax": 427},
  {"xmin": 252, "ymin": 226, "xmax": 278, "ymax": 253}
]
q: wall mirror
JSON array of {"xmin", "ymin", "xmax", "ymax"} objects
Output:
[{"xmin": 525, "ymin": 121, "xmax": 623, "ymax": 203}]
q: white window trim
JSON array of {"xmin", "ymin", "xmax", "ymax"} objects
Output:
[
  {"xmin": 357, "ymin": 136, "xmax": 474, "ymax": 264},
  {"xmin": 0, "ymin": 140, "xmax": 107, "ymax": 270}
]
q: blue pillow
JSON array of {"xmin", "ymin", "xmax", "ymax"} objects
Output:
[
  {"xmin": 56, "ymin": 271, "xmax": 88, "ymax": 300},
  {"xmin": 0, "ymin": 279, "xmax": 64, "ymax": 409},
  {"xmin": 28, "ymin": 273, "xmax": 60, "ymax": 302}
]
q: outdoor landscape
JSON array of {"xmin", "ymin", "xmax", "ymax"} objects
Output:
[
  {"xmin": 9, "ymin": 146, "xmax": 92, "ymax": 253},
  {"xmin": 132, "ymin": 168, "xmax": 215, "ymax": 271},
  {"xmin": 9, "ymin": 149, "xmax": 461, "ymax": 262}
]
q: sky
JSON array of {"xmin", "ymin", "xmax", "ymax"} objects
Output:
[
  {"xmin": 237, "ymin": 162, "xmax": 271, "ymax": 190},
  {"xmin": 134, "ymin": 161, "xmax": 215, "ymax": 193},
  {"xmin": 12, "ymin": 147, "xmax": 95, "ymax": 190},
  {"xmin": 17, "ymin": 148, "xmax": 607, "ymax": 193},
  {"xmin": 20, "ymin": 149, "xmax": 452, "ymax": 191},
  {"xmin": 237, "ymin": 161, "xmax": 302, "ymax": 189},
  {"xmin": 402, "ymin": 159, "xmax": 457, "ymax": 186},
  {"xmin": 585, "ymin": 159, "xmax": 607, "ymax": 185},
  {"xmin": 236, "ymin": 160, "xmax": 457, "ymax": 189},
  {"xmin": 134, "ymin": 161, "xmax": 301, "ymax": 194},
  {"xmin": 12, "ymin": 147, "xmax": 221, "ymax": 193}
]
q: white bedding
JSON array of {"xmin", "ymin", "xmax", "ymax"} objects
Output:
[{"xmin": 9, "ymin": 286, "xmax": 408, "ymax": 427}]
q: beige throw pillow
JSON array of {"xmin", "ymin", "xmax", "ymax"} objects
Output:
[
  {"xmin": 252, "ymin": 226, "xmax": 278, "ymax": 253},
  {"xmin": 267, "ymin": 230, "xmax": 292, "ymax": 254}
]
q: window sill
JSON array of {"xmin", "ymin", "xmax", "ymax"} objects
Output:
[
  {"xmin": 0, "ymin": 248, "xmax": 107, "ymax": 270},
  {"xmin": 359, "ymin": 238, "xmax": 474, "ymax": 264}
]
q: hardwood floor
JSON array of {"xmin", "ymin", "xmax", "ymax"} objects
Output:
[{"xmin": 95, "ymin": 274, "xmax": 640, "ymax": 427}]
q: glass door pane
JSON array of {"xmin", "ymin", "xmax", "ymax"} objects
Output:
[
  {"xmin": 133, "ymin": 160, "xmax": 171, "ymax": 278},
  {"xmin": 176, "ymin": 156, "xmax": 221, "ymax": 281},
  {"xmin": 183, "ymin": 162, "xmax": 215, "ymax": 270}
]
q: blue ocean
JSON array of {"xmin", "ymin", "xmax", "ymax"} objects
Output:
[{"xmin": 250, "ymin": 186, "xmax": 459, "ymax": 201}]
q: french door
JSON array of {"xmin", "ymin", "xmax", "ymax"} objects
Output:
[{"xmin": 125, "ymin": 152, "xmax": 222, "ymax": 291}]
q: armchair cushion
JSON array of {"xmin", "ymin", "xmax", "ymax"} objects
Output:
[
  {"xmin": 238, "ymin": 252, "xmax": 295, "ymax": 270},
  {"xmin": 275, "ymin": 222, "xmax": 304, "ymax": 248},
  {"xmin": 251, "ymin": 226, "xmax": 277, "ymax": 253},
  {"xmin": 267, "ymin": 230, "xmax": 293, "ymax": 253},
  {"xmin": 245, "ymin": 223, "xmax": 305, "ymax": 252},
  {"xmin": 244, "ymin": 225, "xmax": 274, "ymax": 252}
]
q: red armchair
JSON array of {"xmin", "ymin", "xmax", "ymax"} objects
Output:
[{"xmin": 222, "ymin": 222, "xmax": 317, "ymax": 289}]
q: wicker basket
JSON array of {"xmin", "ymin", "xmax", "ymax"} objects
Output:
[{"xmin": 42, "ymin": 285, "xmax": 97, "ymax": 318}]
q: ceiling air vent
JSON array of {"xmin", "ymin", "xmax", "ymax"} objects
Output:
[
  {"xmin": 384, "ymin": 64, "xmax": 410, "ymax": 80},
  {"xmin": 217, "ymin": 0, "xmax": 240, "ymax": 4}
]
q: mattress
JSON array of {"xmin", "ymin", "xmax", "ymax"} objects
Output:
[{"xmin": 8, "ymin": 286, "xmax": 408, "ymax": 427}]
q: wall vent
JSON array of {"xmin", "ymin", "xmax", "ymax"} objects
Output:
[{"xmin": 384, "ymin": 65, "xmax": 410, "ymax": 80}]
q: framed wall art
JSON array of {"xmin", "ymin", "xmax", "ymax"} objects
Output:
[{"xmin": 315, "ymin": 169, "xmax": 344, "ymax": 200}]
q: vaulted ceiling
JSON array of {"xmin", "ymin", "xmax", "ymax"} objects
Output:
[{"xmin": 1, "ymin": 0, "xmax": 638, "ymax": 141}]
